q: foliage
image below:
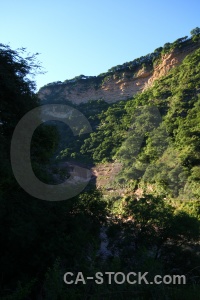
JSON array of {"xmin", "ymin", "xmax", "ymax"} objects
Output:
[
  {"xmin": 0, "ymin": 43, "xmax": 107, "ymax": 299},
  {"xmin": 190, "ymin": 27, "xmax": 200, "ymax": 36},
  {"xmin": 107, "ymin": 194, "xmax": 200, "ymax": 285},
  {"xmin": 80, "ymin": 47, "xmax": 200, "ymax": 200},
  {"xmin": 1, "ymin": 31, "xmax": 200, "ymax": 298}
]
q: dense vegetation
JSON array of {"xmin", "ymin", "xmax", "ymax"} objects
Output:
[
  {"xmin": 52, "ymin": 30, "xmax": 200, "ymax": 298},
  {"xmin": 0, "ymin": 44, "xmax": 107, "ymax": 299},
  {"xmin": 80, "ymin": 40, "xmax": 200, "ymax": 201},
  {"xmin": 0, "ymin": 28, "xmax": 200, "ymax": 299}
]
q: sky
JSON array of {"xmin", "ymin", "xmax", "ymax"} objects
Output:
[{"xmin": 1, "ymin": 0, "xmax": 200, "ymax": 91}]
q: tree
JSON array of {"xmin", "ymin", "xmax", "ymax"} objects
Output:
[
  {"xmin": 0, "ymin": 43, "xmax": 42, "ymax": 136},
  {"xmin": 163, "ymin": 42, "xmax": 171, "ymax": 51},
  {"xmin": 190, "ymin": 27, "xmax": 200, "ymax": 36},
  {"xmin": 0, "ymin": 43, "xmax": 108, "ymax": 299}
]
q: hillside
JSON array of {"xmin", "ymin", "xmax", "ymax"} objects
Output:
[
  {"xmin": 38, "ymin": 36, "xmax": 199, "ymax": 105},
  {"xmin": 84, "ymin": 46, "xmax": 200, "ymax": 201},
  {"xmin": 38, "ymin": 33, "xmax": 200, "ymax": 201},
  {"xmin": 1, "ymin": 30, "xmax": 200, "ymax": 299},
  {"xmin": 37, "ymin": 31, "xmax": 200, "ymax": 298}
]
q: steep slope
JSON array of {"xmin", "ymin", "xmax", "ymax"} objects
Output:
[
  {"xmin": 81, "ymin": 47, "xmax": 200, "ymax": 200},
  {"xmin": 38, "ymin": 34, "xmax": 200, "ymax": 200},
  {"xmin": 38, "ymin": 37, "xmax": 199, "ymax": 105}
]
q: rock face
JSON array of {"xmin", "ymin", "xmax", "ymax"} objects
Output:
[
  {"xmin": 38, "ymin": 69, "xmax": 151, "ymax": 104},
  {"xmin": 144, "ymin": 49, "xmax": 194, "ymax": 89},
  {"xmin": 38, "ymin": 43, "xmax": 198, "ymax": 105}
]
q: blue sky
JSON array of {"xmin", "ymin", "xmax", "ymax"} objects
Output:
[{"xmin": 1, "ymin": 0, "xmax": 200, "ymax": 91}]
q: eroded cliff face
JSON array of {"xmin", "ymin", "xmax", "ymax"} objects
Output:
[
  {"xmin": 38, "ymin": 69, "xmax": 151, "ymax": 104},
  {"xmin": 144, "ymin": 49, "xmax": 194, "ymax": 89},
  {"xmin": 38, "ymin": 44, "xmax": 198, "ymax": 105}
]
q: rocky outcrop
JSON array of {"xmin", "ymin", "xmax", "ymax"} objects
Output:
[
  {"xmin": 144, "ymin": 46, "xmax": 197, "ymax": 89},
  {"xmin": 38, "ymin": 68, "xmax": 152, "ymax": 104},
  {"xmin": 38, "ymin": 41, "xmax": 199, "ymax": 105}
]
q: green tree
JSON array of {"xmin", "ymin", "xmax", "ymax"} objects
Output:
[
  {"xmin": 0, "ymin": 44, "xmax": 106, "ymax": 299},
  {"xmin": 190, "ymin": 27, "xmax": 200, "ymax": 36}
]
